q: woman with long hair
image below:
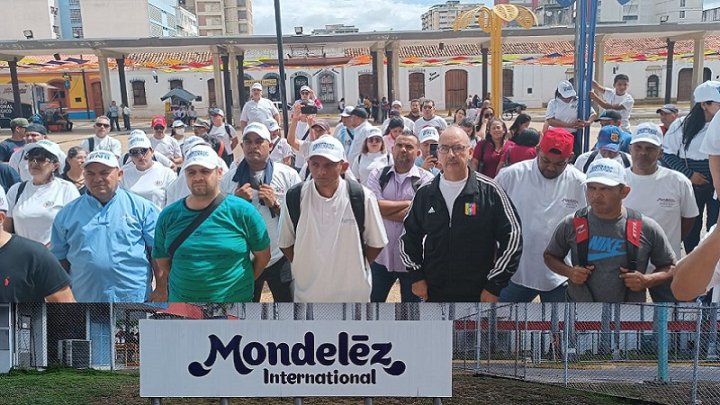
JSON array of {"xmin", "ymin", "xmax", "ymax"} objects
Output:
[
  {"xmin": 351, "ymin": 128, "xmax": 392, "ymax": 185},
  {"xmin": 453, "ymin": 108, "xmax": 467, "ymax": 124},
  {"xmin": 61, "ymin": 146, "xmax": 87, "ymax": 194},
  {"xmin": 471, "ymin": 118, "xmax": 512, "ymax": 178},
  {"xmin": 545, "ymin": 80, "xmax": 595, "ymax": 157},
  {"xmin": 4, "ymin": 140, "xmax": 79, "ymax": 246},
  {"xmin": 458, "ymin": 118, "xmax": 479, "ymax": 150},
  {"xmin": 383, "ymin": 116, "xmax": 406, "ymax": 151},
  {"xmin": 474, "ymin": 106, "xmax": 495, "ymax": 138},
  {"xmin": 662, "ymin": 81, "xmax": 720, "ymax": 253},
  {"xmin": 496, "ymin": 127, "xmax": 540, "ymax": 175},
  {"xmin": 509, "ymin": 113, "xmax": 532, "ymax": 138}
]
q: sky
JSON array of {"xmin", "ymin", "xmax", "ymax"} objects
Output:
[{"xmin": 251, "ymin": 0, "xmax": 492, "ymax": 35}]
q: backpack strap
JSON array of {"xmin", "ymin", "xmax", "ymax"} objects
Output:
[
  {"xmin": 620, "ymin": 153, "xmax": 631, "ymax": 168},
  {"xmin": 88, "ymin": 137, "xmax": 94, "ymax": 152},
  {"xmin": 168, "ymin": 193, "xmax": 226, "ymax": 259},
  {"xmin": 14, "ymin": 181, "xmax": 28, "ymax": 205},
  {"xmin": 286, "ymin": 182, "xmax": 303, "ymax": 234},
  {"xmin": 378, "ymin": 165, "xmax": 393, "ymax": 191},
  {"xmin": 573, "ymin": 207, "xmax": 590, "ymax": 267},
  {"xmin": 583, "ymin": 150, "xmax": 600, "ymax": 173},
  {"xmin": 625, "ymin": 208, "xmax": 642, "ymax": 272},
  {"xmin": 346, "ymin": 178, "xmax": 366, "ymax": 244},
  {"xmin": 224, "ymin": 124, "xmax": 232, "ymax": 138}
]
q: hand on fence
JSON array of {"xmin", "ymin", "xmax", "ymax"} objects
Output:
[
  {"xmin": 412, "ymin": 280, "xmax": 429, "ymax": 301},
  {"xmin": 568, "ymin": 265, "xmax": 594, "ymax": 285},
  {"xmin": 619, "ymin": 267, "xmax": 648, "ymax": 292}
]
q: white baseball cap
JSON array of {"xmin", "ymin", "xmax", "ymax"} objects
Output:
[
  {"xmin": 211, "ymin": 108, "xmax": 225, "ymax": 117},
  {"xmin": 181, "ymin": 135, "xmax": 210, "ymax": 156},
  {"xmin": 631, "ymin": 123, "xmax": 663, "ymax": 147},
  {"xmin": 172, "ymin": 120, "xmax": 186, "ymax": 128},
  {"xmin": 340, "ymin": 106, "xmax": 355, "ymax": 117},
  {"xmin": 583, "ymin": 158, "xmax": 627, "ymax": 187},
  {"xmin": 418, "ymin": 127, "xmax": 440, "ymax": 144},
  {"xmin": 693, "ymin": 81, "xmax": 720, "ymax": 103},
  {"xmin": 391, "ymin": 100, "xmax": 402, "ymax": 107},
  {"xmin": 183, "ymin": 145, "xmax": 220, "ymax": 170},
  {"xmin": 25, "ymin": 139, "xmax": 63, "ymax": 161},
  {"xmin": 307, "ymin": 136, "xmax": 345, "ymax": 163},
  {"xmin": 243, "ymin": 122, "xmax": 271, "ymax": 141},
  {"xmin": 84, "ymin": 150, "xmax": 120, "ymax": 168},
  {"xmin": 300, "ymin": 85, "xmax": 311, "ymax": 92},
  {"xmin": 127, "ymin": 133, "xmax": 152, "ymax": 150},
  {"xmin": 251, "ymin": 83, "xmax": 263, "ymax": 91},
  {"xmin": 265, "ymin": 118, "xmax": 280, "ymax": 132},
  {"xmin": 557, "ymin": 80, "xmax": 577, "ymax": 98},
  {"xmin": 366, "ymin": 127, "xmax": 383, "ymax": 139},
  {"xmin": 0, "ymin": 187, "xmax": 7, "ymax": 212}
]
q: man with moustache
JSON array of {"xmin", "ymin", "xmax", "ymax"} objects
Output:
[
  {"xmin": 153, "ymin": 145, "xmax": 270, "ymax": 303},
  {"xmin": 401, "ymin": 126, "xmax": 523, "ymax": 302}
]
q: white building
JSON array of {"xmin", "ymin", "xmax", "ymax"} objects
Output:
[
  {"xmin": 183, "ymin": 0, "xmax": 253, "ymax": 36},
  {"xmin": 176, "ymin": 5, "xmax": 199, "ymax": 36},
  {"xmin": 704, "ymin": 0, "xmax": 720, "ymax": 22},
  {"xmin": 535, "ymin": 0, "xmax": 705, "ymax": 26},
  {"xmin": 312, "ymin": 24, "xmax": 360, "ymax": 35},
  {"xmin": 421, "ymin": 1, "xmax": 485, "ymax": 31},
  {"xmin": 0, "ymin": 0, "xmax": 61, "ymax": 40}
]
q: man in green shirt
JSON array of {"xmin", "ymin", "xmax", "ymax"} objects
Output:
[{"xmin": 152, "ymin": 145, "xmax": 271, "ymax": 302}]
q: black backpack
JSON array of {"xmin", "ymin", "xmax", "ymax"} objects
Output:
[
  {"xmin": 378, "ymin": 165, "xmax": 423, "ymax": 192},
  {"xmin": 285, "ymin": 179, "xmax": 365, "ymax": 244},
  {"xmin": 573, "ymin": 207, "xmax": 642, "ymax": 271}
]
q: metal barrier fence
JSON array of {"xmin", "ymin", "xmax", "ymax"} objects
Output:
[{"xmin": 7, "ymin": 302, "xmax": 720, "ymax": 405}]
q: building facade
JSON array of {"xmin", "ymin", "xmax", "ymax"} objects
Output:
[
  {"xmin": 188, "ymin": 0, "xmax": 253, "ymax": 36},
  {"xmin": 312, "ymin": 24, "xmax": 360, "ymax": 35},
  {"xmin": 0, "ymin": 0, "xmax": 60, "ymax": 40},
  {"xmin": 421, "ymin": 1, "xmax": 484, "ymax": 30},
  {"xmin": 535, "ymin": 0, "xmax": 705, "ymax": 26}
]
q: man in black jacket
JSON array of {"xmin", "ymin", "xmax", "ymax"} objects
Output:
[{"xmin": 400, "ymin": 126, "xmax": 523, "ymax": 302}]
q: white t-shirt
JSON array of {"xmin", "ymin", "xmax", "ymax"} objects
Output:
[
  {"xmin": 9, "ymin": 147, "xmax": 67, "ymax": 182},
  {"xmin": 350, "ymin": 152, "xmax": 392, "ymax": 185},
  {"xmin": 240, "ymin": 97, "xmax": 279, "ymax": 125},
  {"xmin": 165, "ymin": 157, "xmax": 229, "ymax": 205},
  {"xmin": 150, "ymin": 135, "xmax": 182, "ymax": 161},
  {"xmin": 80, "ymin": 135, "xmax": 122, "ymax": 158},
  {"xmin": 574, "ymin": 150, "xmax": 632, "ymax": 173},
  {"xmin": 602, "ymin": 88, "xmax": 634, "ymax": 132},
  {"xmin": 221, "ymin": 162, "xmax": 301, "ymax": 267},
  {"xmin": 664, "ymin": 117, "xmax": 709, "ymax": 160},
  {"xmin": 381, "ymin": 116, "xmax": 415, "ymax": 134},
  {"xmin": 438, "ymin": 174, "xmax": 466, "ymax": 220},
  {"xmin": 120, "ymin": 162, "xmax": 177, "ymax": 209},
  {"xmin": 624, "ymin": 166, "xmax": 698, "ymax": 259},
  {"xmin": 413, "ymin": 116, "xmax": 448, "ymax": 136},
  {"xmin": 209, "ymin": 123, "xmax": 237, "ymax": 157},
  {"xmin": 6, "ymin": 178, "xmax": 80, "ymax": 245},
  {"xmin": 269, "ymin": 137, "xmax": 294, "ymax": 164},
  {"xmin": 292, "ymin": 121, "xmax": 311, "ymax": 169},
  {"xmin": 495, "ymin": 159, "xmax": 587, "ymax": 291},
  {"xmin": 545, "ymin": 98, "xmax": 580, "ymax": 133},
  {"xmin": 278, "ymin": 180, "xmax": 388, "ymax": 302},
  {"xmin": 700, "ymin": 112, "xmax": 720, "ymax": 156},
  {"xmin": 347, "ymin": 120, "xmax": 374, "ymax": 164}
]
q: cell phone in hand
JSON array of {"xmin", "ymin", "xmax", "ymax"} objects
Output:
[
  {"xmin": 429, "ymin": 143, "xmax": 438, "ymax": 158},
  {"xmin": 301, "ymin": 105, "xmax": 318, "ymax": 115}
]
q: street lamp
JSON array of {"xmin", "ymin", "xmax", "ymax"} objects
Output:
[{"xmin": 23, "ymin": 30, "xmax": 33, "ymax": 39}]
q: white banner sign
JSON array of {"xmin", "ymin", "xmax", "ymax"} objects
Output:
[{"xmin": 140, "ymin": 320, "xmax": 452, "ymax": 398}]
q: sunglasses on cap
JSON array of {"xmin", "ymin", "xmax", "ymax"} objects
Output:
[
  {"xmin": 95, "ymin": 123, "xmax": 110, "ymax": 128},
  {"xmin": 129, "ymin": 148, "xmax": 150, "ymax": 157}
]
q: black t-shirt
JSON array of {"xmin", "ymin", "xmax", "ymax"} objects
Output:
[{"xmin": 0, "ymin": 235, "xmax": 70, "ymax": 302}]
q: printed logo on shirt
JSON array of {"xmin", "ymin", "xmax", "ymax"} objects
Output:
[
  {"xmin": 561, "ymin": 198, "xmax": 580, "ymax": 209},
  {"xmin": 464, "ymin": 203, "xmax": 477, "ymax": 216},
  {"xmin": 587, "ymin": 236, "xmax": 625, "ymax": 262},
  {"xmin": 428, "ymin": 207, "xmax": 436, "ymax": 214},
  {"xmin": 657, "ymin": 197, "xmax": 678, "ymax": 208},
  {"xmin": 43, "ymin": 201, "xmax": 54, "ymax": 209},
  {"xmin": 155, "ymin": 180, "xmax": 164, "ymax": 186}
]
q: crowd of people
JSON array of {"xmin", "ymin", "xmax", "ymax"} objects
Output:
[{"xmin": 1, "ymin": 77, "xmax": 720, "ymax": 304}]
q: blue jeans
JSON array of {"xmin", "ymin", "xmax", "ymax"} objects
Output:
[
  {"xmin": 370, "ymin": 262, "xmax": 421, "ymax": 303},
  {"xmin": 499, "ymin": 280, "xmax": 568, "ymax": 303},
  {"xmin": 684, "ymin": 184, "xmax": 719, "ymax": 253}
]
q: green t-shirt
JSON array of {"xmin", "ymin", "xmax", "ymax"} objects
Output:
[{"xmin": 154, "ymin": 195, "xmax": 270, "ymax": 302}]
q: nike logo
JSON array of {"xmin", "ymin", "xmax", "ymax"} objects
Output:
[
  {"xmin": 587, "ymin": 236, "xmax": 625, "ymax": 262},
  {"xmin": 428, "ymin": 207, "xmax": 436, "ymax": 214}
]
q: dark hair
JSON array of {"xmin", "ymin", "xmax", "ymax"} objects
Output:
[
  {"xmin": 458, "ymin": 118, "xmax": 476, "ymax": 139},
  {"xmin": 614, "ymin": 74, "xmax": 629, "ymax": 84},
  {"xmin": 384, "ymin": 117, "xmax": 406, "ymax": 135},
  {"xmin": 681, "ymin": 103, "xmax": 711, "ymax": 152},
  {"xmin": 63, "ymin": 146, "xmax": 84, "ymax": 173},
  {"xmin": 509, "ymin": 113, "xmax": 532, "ymax": 136},
  {"xmin": 512, "ymin": 128, "xmax": 540, "ymax": 147},
  {"xmin": 453, "ymin": 108, "xmax": 467, "ymax": 123},
  {"xmin": 485, "ymin": 118, "xmax": 508, "ymax": 146}
]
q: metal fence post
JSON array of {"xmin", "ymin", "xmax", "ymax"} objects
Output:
[
  {"xmin": 363, "ymin": 397, "xmax": 373, "ymax": 405},
  {"xmin": 708, "ymin": 303, "xmax": 718, "ymax": 361},
  {"xmin": 563, "ymin": 303, "xmax": 569, "ymax": 387},
  {"xmin": 475, "ymin": 303, "xmax": 481, "ymax": 372},
  {"xmin": 433, "ymin": 398, "xmax": 443, "ymax": 405},
  {"xmin": 150, "ymin": 398, "xmax": 162, "ymax": 405},
  {"xmin": 656, "ymin": 304, "xmax": 669, "ymax": 383},
  {"xmin": 293, "ymin": 398, "xmax": 303, "ymax": 405},
  {"xmin": 692, "ymin": 305, "xmax": 703, "ymax": 405},
  {"xmin": 219, "ymin": 399, "xmax": 229, "ymax": 405}
]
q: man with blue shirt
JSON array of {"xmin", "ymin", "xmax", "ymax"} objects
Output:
[
  {"xmin": 415, "ymin": 127, "xmax": 441, "ymax": 176},
  {"xmin": 51, "ymin": 151, "xmax": 159, "ymax": 302},
  {"xmin": 154, "ymin": 145, "xmax": 271, "ymax": 303}
]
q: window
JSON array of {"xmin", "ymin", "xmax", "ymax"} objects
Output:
[
  {"xmin": 169, "ymin": 79, "xmax": 183, "ymax": 90},
  {"xmin": 646, "ymin": 75, "xmax": 659, "ymax": 98},
  {"xmin": 680, "ymin": 11, "xmax": 685, "ymax": 19},
  {"xmin": 70, "ymin": 9, "xmax": 82, "ymax": 20},
  {"xmin": 131, "ymin": 81, "xmax": 147, "ymax": 106},
  {"xmin": 71, "ymin": 27, "xmax": 83, "ymax": 38},
  {"xmin": 623, "ymin": 15, "xmax": 638, "ymax": 21},
  {"xmin": 69, "ymin": 0, "xmax": 79, "ymax": 5},
  {"xmin": 207, "ymin": 79, "xmax": 216, "ymax": 107},
  {"xmin": 680, "ymin": 0, "xmax": 686, "ymax": 7},
  {"xmin": 318, "ymin": 72, "xmax": 336, "ymax": 103},
  {"xmin": 238, "ymin": 10, "xmax": 247, "ymax": 19}
]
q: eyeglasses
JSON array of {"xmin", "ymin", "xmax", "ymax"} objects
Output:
[
  {"xmin": 25, "ymin": 156, "xmax": 51, "ymax": 164},
  {"xmin": 129, "ymin": 148, "xmax": 150, "ymax": 157},
  {"xmin": 367, "ymin": 137, "xmax": 383, "ymax": 144},
  {"xmin": 438, "ymin": 144, "xmax": 468, "ymax": 154},
  {"xmin": 153, "ymin": 125, "xmax": 165, "ymax": 131},
  {"xmin": 301, "ymin": 91, "xmax": 310, "ymax": 95},
  {"xmin": 95, "ymin": 123, "xmax": 110, "ymax": 128}
]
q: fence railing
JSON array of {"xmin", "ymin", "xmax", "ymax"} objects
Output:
[{"xmin": 7, "ymin": 302, "xmax": 720, "ymax": 405}]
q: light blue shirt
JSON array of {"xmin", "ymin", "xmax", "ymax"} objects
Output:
[
  {"xmin": 51, "ymin": 188, "xmax": 158, "ymax": 302},
  {"xmin": 414, "ymin": 156, "xmax": 441, "ymax": 176}
]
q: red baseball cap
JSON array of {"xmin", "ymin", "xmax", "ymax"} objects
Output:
[
  {"xmin": 151, "ymin": 116, "xmax": 167, "ymax": 128},
  {"xmin": 539, "ymin": 128, "xmax": 574, "ymax": 159}
]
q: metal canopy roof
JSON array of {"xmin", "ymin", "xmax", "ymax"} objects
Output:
[{"xmin": 0, "ymin": 22, "xmax": 716, "ymax": 60}]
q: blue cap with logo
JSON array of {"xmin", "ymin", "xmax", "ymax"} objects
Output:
[{"xmin": 596, "ymin": 125, "xmax": 623, "ymax": 152}]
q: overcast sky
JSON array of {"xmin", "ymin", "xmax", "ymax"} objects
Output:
[{"xmin": 251, "ymin": 0, "xmax": 492, "ymax": 35}]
